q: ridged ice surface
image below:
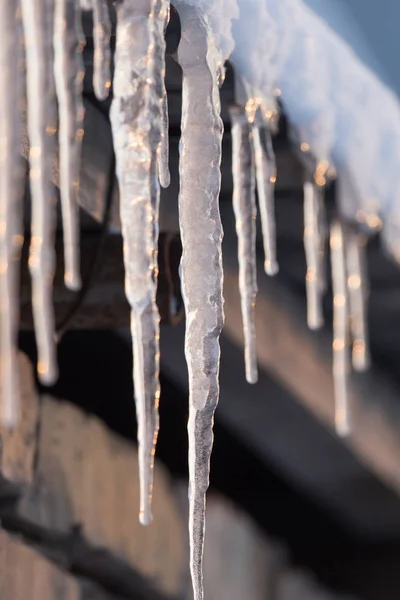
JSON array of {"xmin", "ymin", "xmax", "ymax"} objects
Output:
[
  {"xmin": 176, "ymin": 3, "xmax": 224, "ymax": 598},
  {"xmin": 110, "ymin": 0, "xmax": 168, "ymax": 527},
  {"xmin": 229, "ymin": 104, "xmax": 258, "ymax": 384},
  {"xmin": 0, "ymin": 0, "xmax": 24, "ymax": 428},
  {"xmin": 54, "ymin": 0, "xmax": 85, "ymax": 291},
  {"xmin": 21, "ymin": 0, "xmax": 59, "ymax": 386}
]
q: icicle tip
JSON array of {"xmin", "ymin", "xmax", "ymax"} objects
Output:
[{"xmin": 264, "ymin": 259, "xmax": 279, "ymax": 276}]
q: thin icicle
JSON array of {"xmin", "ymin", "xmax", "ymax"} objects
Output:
[
  {"xmin": 229, "ymin": 104, "xmax": 258, "ymax": 384},
  {"xmin": 176, "ymin": 4, "xmax": 224, "ymax": 599},
  {"xmin": 158, "ymin": 81, "xmax": 170, "ymax": 188},
  {"xmin": 0, "ymin": 0, "xmax": 24, "ymax": 428},
  {"xmin": 111, "ymin": 0, "xmax": 167, "ymax": 526},
  {"xmin": 92, "ymin": 0, "xmax": 112, "ymax": 101},
  {"xmin": 251, "ymin": 108, "xmax": 278, "ymax": 276},
  {"xmin": 330, "ymin": 220, "xmax": 350, "ymax": 437},
  {"xmin": 54, "ymin": 0, "xmax": 85, "ymax": 291},
  {"xmin": 21, "ymin": 0, "xmax": 59, "ymax": 385},
  {"xmin": 345, "ymin": 229, "xmax": 370, "ymax": 372},
  {"xmin": 157, "ymin": 4, "xmax": 170, "ymax": 189},
  {"xmin": 303, "ymin": 179, "xmax": 326, "ymax": 330}
]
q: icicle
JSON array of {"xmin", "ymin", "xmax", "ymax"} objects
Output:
[
  {"xmin": 303, "ymin": 179, "xmax": 326, "ymax": 330},
  {"xmin": 176, "ymin": 4, "xmax": 224, "ymax": 599},
  {"xmin": 251, "ymin": 107, "xmax": 278, "ymax": 276},
  {"xmin": 111, "ymin": 0, "xmax": 168, "ymax": 526},
  {"xmin": 330, "ymin": 220, "xmax": 350, "ymax": 437},
  {"xmin": 157, "ymin": 4, "xmax": 170, "ymax": 189},
  {"xmin": 345, "ymin": 229, "xmax": 370, "ymax": 372},
  {"xmin": 79, "ymin": 0, "xmax": 92, "ymax": 9},
  {"xmin": 0, "ymin": 0, "xmax": 24, "ymax": 428},
  {"xmin": 53, "ymin": 0, "xmax": 85, "ymax": 291},
  {"xmin": 21, "ymin": 0, "xmax": 59, "ymax": 385},
  {"xmin": 229, "ymin": 104, "xmax": 258, "ymax": 384},
  {"xmin": 92, "ymin": 0, "xmax": 112, "ymax": 101}
]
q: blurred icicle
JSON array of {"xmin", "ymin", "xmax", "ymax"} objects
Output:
[
  {"xmin": 251, "ymin": 106, "xmax": 278, "ymax": 276},
  {"xmin": 345, "ymin": 229, "xmax": 370, "ymax": 372},
  {"xmin": 330, "ymin": 220, "xmax": 350, "ymax": 437},
  {"xmin": 54, "ymin": 0, "xmax": 85, "ymax": 291},
  {"xmin": 303, "ymin": 178, "xmax": 327, "ymax": 329},
  {"xmin": 0, "ymin": 0, "xmax": 24, "ymax": 428},
  {"xmin": 111, "ymin": 0, "xmax": 167, "ymax": 526},
  {"xmin": 21, "ymin": 0, "xmax": 59, "ymax": 385},
  {"xmin": 158, "ymin": 4, "xmax": 170, "ymax": 188},
  {"xmin": 92, "ymin": 0, "xmax": 112, "ymax": 100},
  {"xmin": 176, "ymin": 3, "xmax": 225, "ymax": 599},
  {"xmin": 229, "ymin": 104, "xmax": 258, "ymax": 384}
]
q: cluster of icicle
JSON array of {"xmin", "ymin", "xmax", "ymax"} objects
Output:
[{"xmin": 0, "ymin": 0, "xmax": 399, "ymax": 599}]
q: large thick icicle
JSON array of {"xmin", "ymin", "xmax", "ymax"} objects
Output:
[
  {"xmin": 110, "ymin": 0, "xmax": 167, "ymax": 527},
  {"xmin": 21, "ymin": 0, "xmax": 59, "ymax": 385},
  {"xmin": 330, "ymin": 220, "xmax": 350, "ymax": 437},
  {"xmin": 345, "ymin": 229, "xmax": 370, "ymax": 372},
  {"xmin": 176, "ymin": 4, "xmax": 225, "ymax": 599},
  {"xmin": 229, "ymin": 104, "xmax": 258, "ymax": 384},
  {"xmin": 92, "ymin": 0, "xmax": 112, "ymax": 101},
  {"xmin": 303, "ymin": 179, "xmax": 326, "ymax": 330},
  {"xmin": 0, "ymin": 0, "xmax": 24, "ymax": 428},
  {"xmin": 251, "ymin": 108, "xmax": 278, "ymax": 276},
  {"xmin": 54, "ymin": 0, "xmax": 85, "ymax": 291}
]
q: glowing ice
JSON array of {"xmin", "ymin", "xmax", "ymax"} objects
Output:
[
  {"xmin": 251, "ymin": 108, "xmax": 278, "ymax": 276},
  {"xmin": 54, "ymin": 0, "xmax": 85, "ymax": 291},
  {"xmin": 229, "ymin": 104, "xmax": 258, "ymax": 384},
  {"xmin": 345, "ymin": 229, "xmax": 370, "ymax": 372},
  {"xmin": 21, "ymin": 0, "xmax": 59, "ymax": 385},
  {"xmin": 330, "ymin": 220, "xmax": 350, "ymax": 436},
  {"xmin": 111, "ymin": 0, "xmax": 168, "ymax": 527},
  {"xmin": 92, "ymin": 0, "xmax": 112, "ymax": 101},
  {"xmin": 303, "ymin": 180, "xmax": 326, "ymax": 330},
  {"xmin": 0, "ymin": 0, "xmax": 24, "ymax": 428},
  {"xmin": 176, "ymin": 3, "xmax": 225, "ymax": 598},
  {"xmin": 157, "ymin": 5, "xmax": 171, "ymax": 189}
]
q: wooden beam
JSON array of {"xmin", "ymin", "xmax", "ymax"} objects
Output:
[{"xmin": 0, "ymin": 354, "xmax": 184, "ymax": 599}]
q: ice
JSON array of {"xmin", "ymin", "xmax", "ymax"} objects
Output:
[
  {"xmin": 303, "ymin": 180, "xmax": 326, "ymax": 330},
  {"xmin": 175, "ymin": 3, "xmax": 225, "ymax": 598},
  {"xmin": 21, "ymin": 0, "xmax": 59, "ymax": 385},
  {"xmin": 110, "ymin": 0, "xmax": 168, "ymax": 527},
  {"xmin": 54, "ymin": 0, "xmax": 85, "ymax": 291},
  {"xmin": 92, "ymin": 0, "xmax": 112, "ymax": 101},
  {"xmin": 229, "ymin": 104, "xmax": 258, "ymax": 384},
  {"xmin": 251, "ymin": 108, "xmax": 278, "ymax": 276},
  {"xmin": 330, "ymin": 220, "xmax": 350, "ymax": 437},
  {"xmin": 157, "ymin": 5, "xmax": 170, "ymax": 189},
  {"xmin": 345, "ymin": 229, "xmax": 370, "ymax": 372},
  {"xmin": 0, "ymin": 0, "xmax": 24, "ymax": 428}
]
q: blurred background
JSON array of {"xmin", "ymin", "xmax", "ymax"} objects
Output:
[{"xmin": 4, "ymin": 2, "xmax": 400, "ymax": 599}]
